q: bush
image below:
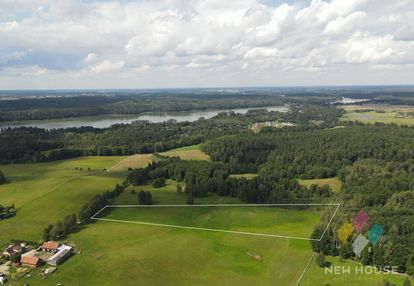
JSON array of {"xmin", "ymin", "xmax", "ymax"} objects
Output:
[
  {"xmin": 316, "ymin": 253, "xmax": 328, "ymax": 268},
  {"xmin": 152, "ymin": 178, "xmax": 166, "ymax": 188},
  {"xmin": 137, "ymin": 191, "xmax": 153, "ymax": 205}
]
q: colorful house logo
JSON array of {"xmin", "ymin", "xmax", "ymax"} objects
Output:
[{"xmin": 337, "ymin": 210, "xmax": 386, "ymax": 257}]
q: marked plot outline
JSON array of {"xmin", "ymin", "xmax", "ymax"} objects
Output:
[
  {"xmin": 91, "ymin": 202, "xmax": 341, "ymax": 286},
  {"xmin": 91, "ymin": 203, "xmax": 340, "ymax": 242}
]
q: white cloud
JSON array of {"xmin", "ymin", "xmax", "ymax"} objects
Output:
[
  {"xmin": 83, "ymin": 53, "xmax": 98, "ymax": 63},
  {"xmin": 0, "ymin": 0, "xmax": 413, "ymax": 88},
  {"xmin": 90, "ymin": 60, "xmax": 125, "ymax": 74}
]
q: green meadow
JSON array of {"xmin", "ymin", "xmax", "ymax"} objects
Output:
[
  {"xmin": 0, "ymin": 156, "xmax": 126, "ymax": 246},
  {"xmin": 99, "ymin": 205, "xmax": 322, "ymax": 238}
]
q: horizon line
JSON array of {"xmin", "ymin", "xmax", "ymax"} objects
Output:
[{"xmin": 1, "ymin": 84, "xmax": 414, "ymax": 93}]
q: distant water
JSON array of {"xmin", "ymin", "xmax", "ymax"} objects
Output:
[
  {"xmin": 0, "ymin": 106, "xmax": 288, "ymax": 130},
  {"xmin": 334, "ymin": 97, "xmax": 370, "ymax": 104}
]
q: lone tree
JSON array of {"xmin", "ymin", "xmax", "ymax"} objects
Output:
[
  {"xmin": 43, "ymin": 224, "xmax": 54, "ymax": 241},
  {"xmin": 152, "ymin": 178, "xmax": 166, "ymax": 188},
  {"xmin": 0, "ymin": 170, "xmax": 5, "ymax": 184},
  {"xmin": 138, "ymin": 191, "xmax": 153, "ymax": 205}
]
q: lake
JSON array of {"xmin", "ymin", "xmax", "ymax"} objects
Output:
[{"xmin": 0, "ymin": 106, "xmax": 288, "ymax": 130}]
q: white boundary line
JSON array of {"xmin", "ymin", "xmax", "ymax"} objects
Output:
[
  {"xmin": 295, "ymin": 252, "xmax": 316, "ymax": 286},
  {"xmin": 90, "ymin": 203, "xmax": 341, "ymax": 242}
]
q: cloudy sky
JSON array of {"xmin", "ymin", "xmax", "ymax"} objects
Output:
[{"xmin": 0, "ymin": 0, "xmax": 413, "ymax": 89}]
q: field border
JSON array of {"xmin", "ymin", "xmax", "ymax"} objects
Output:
[{"xmin": 91, "ymin": 203, "xmax": 340, "ymax": 242}]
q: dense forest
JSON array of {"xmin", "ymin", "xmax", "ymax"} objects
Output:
[
  {"xmin": 0, "ymin": 106, "xmax": 342, "ymax": 163},
  {"xmin": 1, "ymin": 87, "xmax": 414, "ymax": 122},
  {"xmin": 0, "ymin": 91, "xmax": 290, "ymax": 122}
]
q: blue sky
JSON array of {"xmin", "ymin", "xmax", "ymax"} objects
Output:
[{"xmin": 0, "ymin": 0, "xmax": 413, "ymax": 89}]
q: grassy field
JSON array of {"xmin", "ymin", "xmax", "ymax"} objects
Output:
[
  {"xmin": 297, "ymin": 177, "xmax": 342, "ymax": 193},
  {"xmin": 340, "ymin": 104, "xmax": 414, "ymax": 126},
  {"xmin": 159, "ymin": 144, "xmax": 210, "ymax": 161},
  {"xmin": 0, "ymin": 156, "xmax": 127, "ymax": 246},
  {"xmin": 107, "ymin": 154, "xmax": 153, "ymax": 172},
  {"xmin": 107, "ymin": 145, "xmax": 209, "ymax": 172},
  {"xmin": 99, "ymin": 205, "xmax": 321, "ymax": 238}
]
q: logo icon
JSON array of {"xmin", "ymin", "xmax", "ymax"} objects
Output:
[{"xmin": 338, "ymin": 210, "xmax": 387, "ymax": 257}]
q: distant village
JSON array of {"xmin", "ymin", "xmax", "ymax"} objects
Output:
[
  {"xmin": 0, "ymin": 241, "xmax": 74, "ymax": 284},
  {"xmin": 250, "ymin": 121, "xmax": 295, "ymax": 131}
]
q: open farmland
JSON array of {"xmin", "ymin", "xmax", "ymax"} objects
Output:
[
  {"xmin": 339, "ymin": 104, "xmax": 414, "ymax": 126},
  {"xmin": 159, "ymin": 144, "xmax": 210, "ymax": 161},
  {"xmin": 107, "ymin": 145, "xmax": 209, "ymax": 172}
]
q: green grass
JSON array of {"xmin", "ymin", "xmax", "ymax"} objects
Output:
[
  {"xmin": 297, "ymin": 177, "xmax": 342, "ymax": 193},
  {"xmin": 0, "ymin": 157, "xmax": 125, "ymax": 246},
  {"xmin": 21, "ymin": 221, "xmax": 314, "ymax": 286},
  {"xmin": 160, "ymin": 144, "xmax": 210, "ymax": 161},
  {"xmin": 301, "ymin": 256, "xmax": 412, "ymax": 286},
  {"xmin": 100, "ymin": 205, "xmax": 322, "ymax": 238}
]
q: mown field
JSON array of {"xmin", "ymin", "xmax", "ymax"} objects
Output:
[
  {"xmin": 297, "ymin": 177, "xmax": 342, "ymax": 193},
  {"xmin": 159, "ymin": 144, "xmax": 210, "ymax": 161},
  {"xmin": 1, "ymin": 152, "xmax": 410, "ymax": 285},
  {"xmin": 108, "ymin": 144, "xmax": 209, "ymax": 172}
]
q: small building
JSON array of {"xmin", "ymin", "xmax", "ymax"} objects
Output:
[
  {"xmin": 20, "ymin": 255, "xmax": 41, "ymax": 268},
  {"xmin": 47, "ymin": 245, "xmax": 73, "ymax": 266},
  {"xmin": 41, "ymin": 241, "xmax": 59, "ymax": 252},
  {"xmin": 2, "ymin": 243, "xmax": 24, "ymax": 257}
]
